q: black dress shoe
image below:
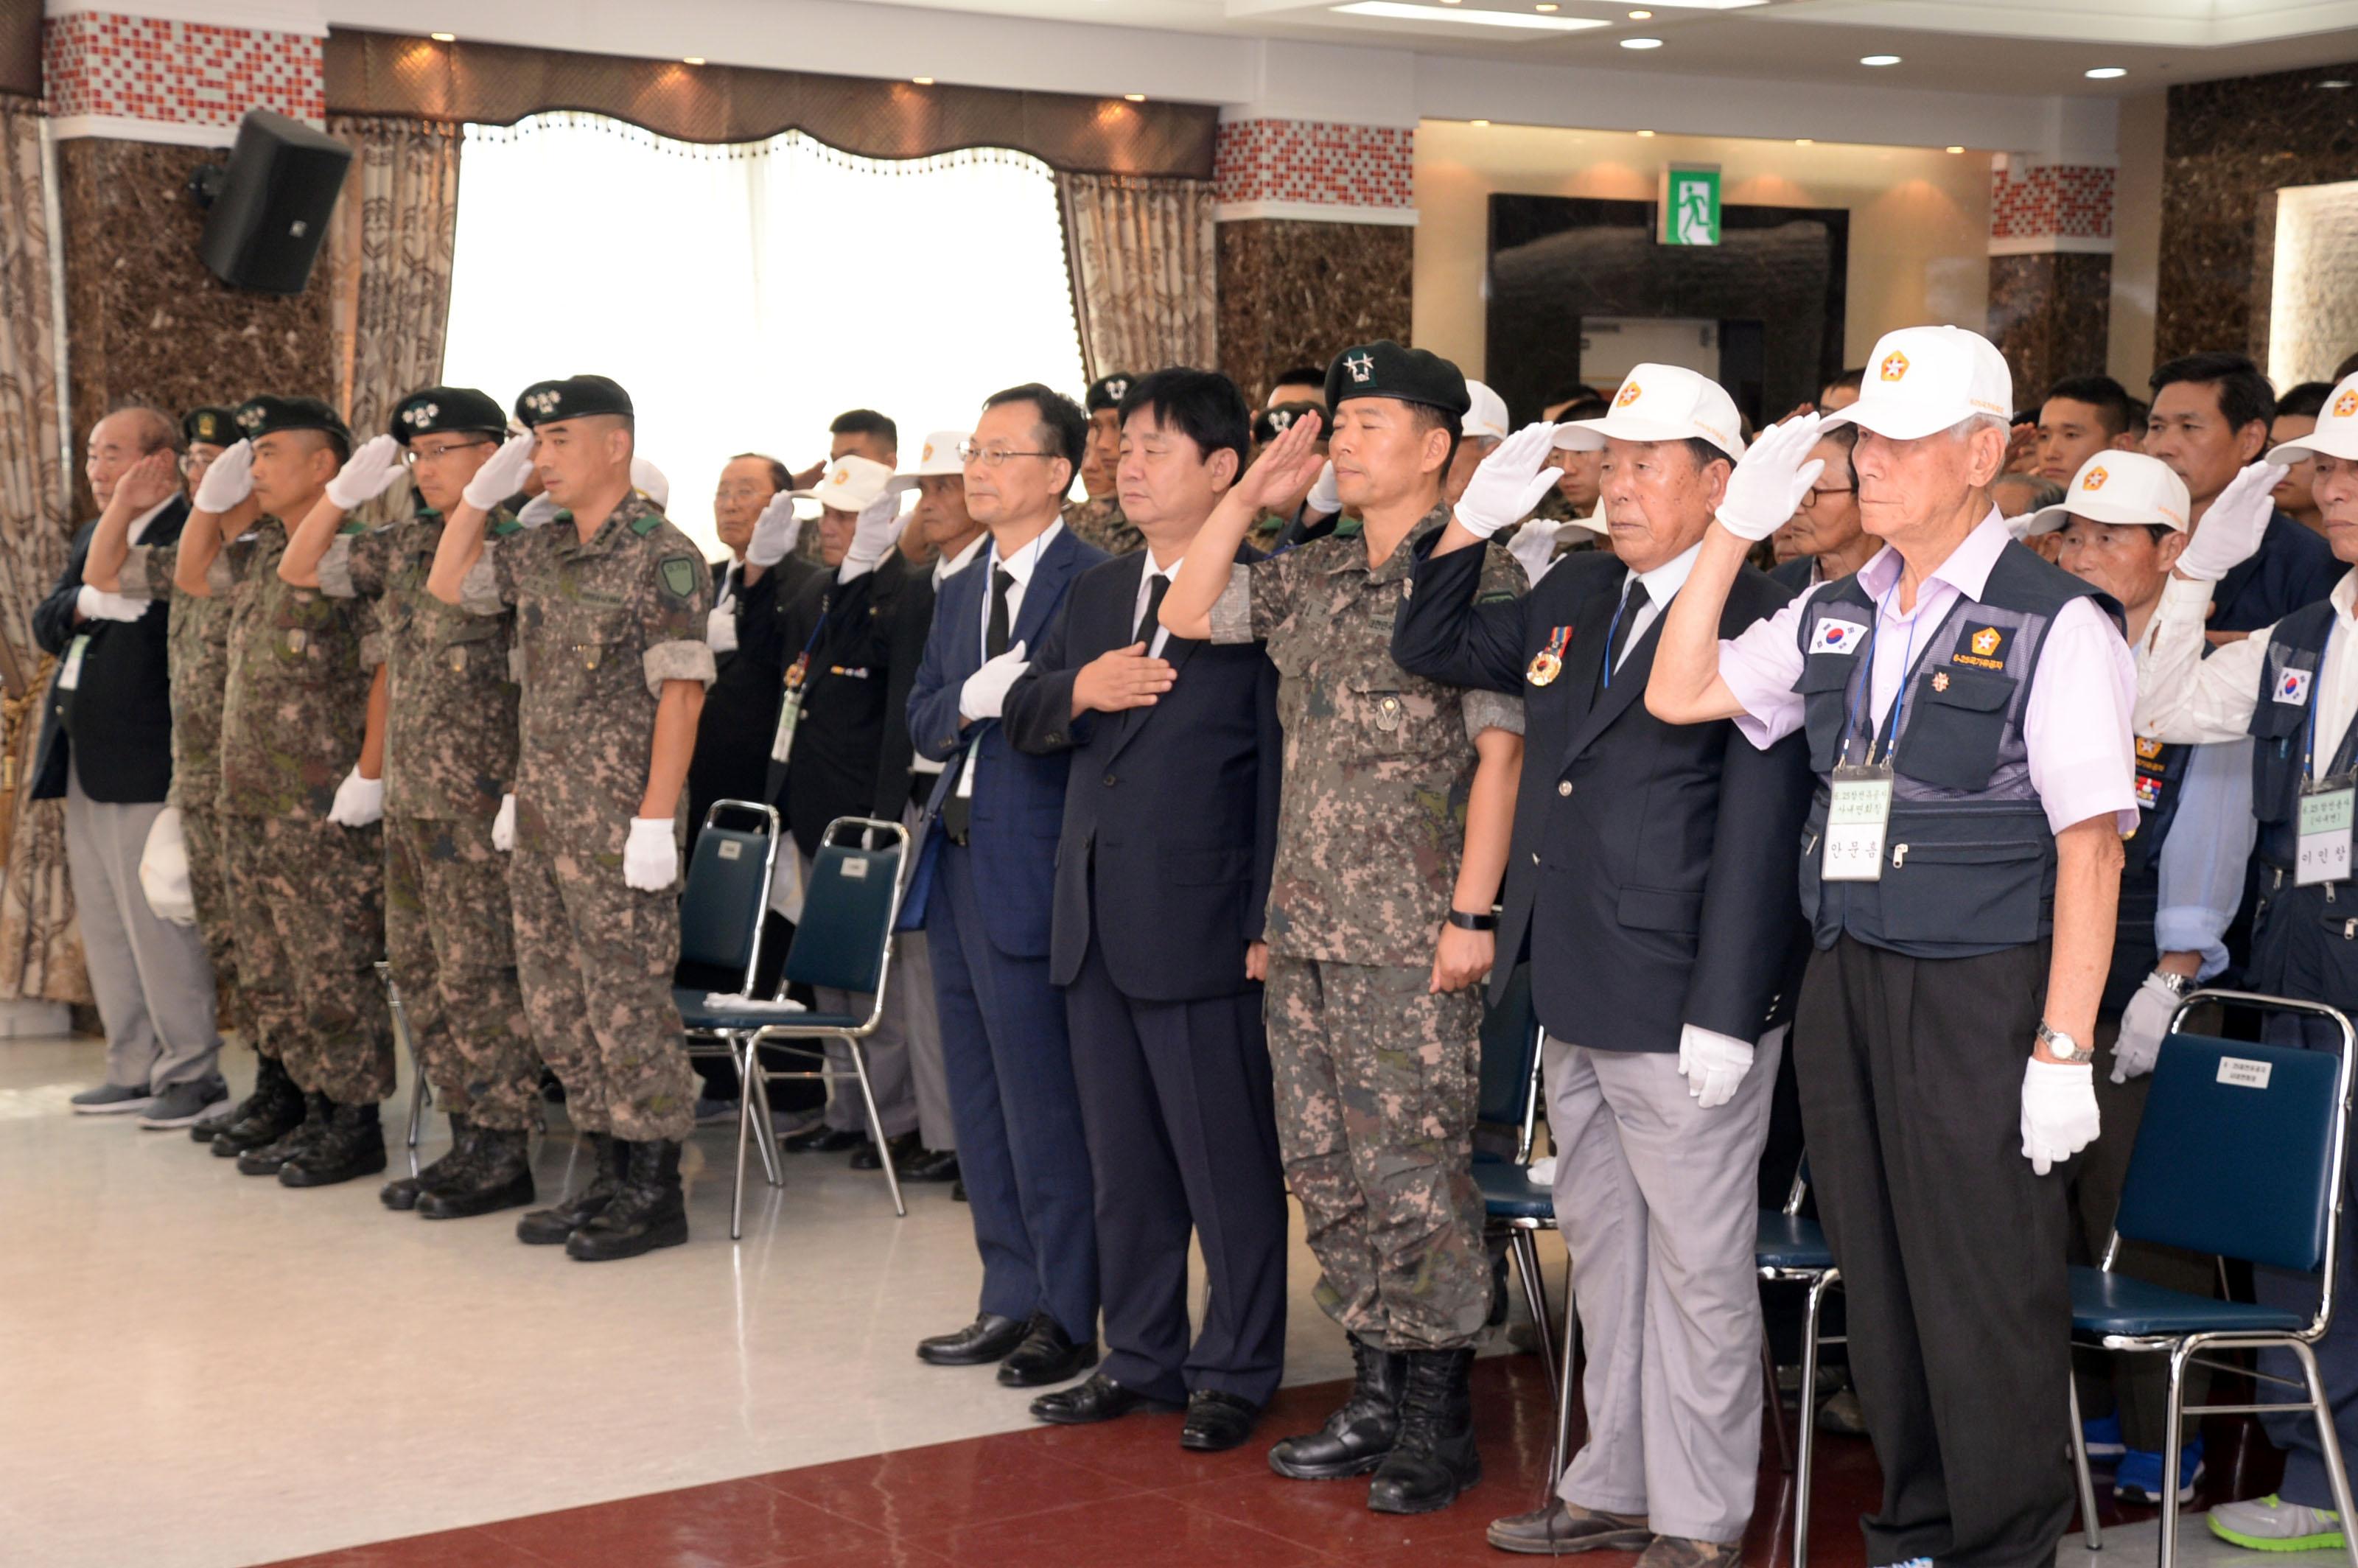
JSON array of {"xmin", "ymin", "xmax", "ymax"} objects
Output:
[
  {"xmin": 899, "ymin": 1147, "xmax": 959, "ymax": 1183},
  {"xmin": 952, "ymin": 1178, "xmax": 967, "ymax": 1203},
  {"xmin": 1030, "ymin": 1372, "xmax": 1178, "ymax": 1425},
  {"xmin": 1181, "ymin": 1390, "xmax": 1264, "ymax": 1452},
  {"xmin": 850, "ymin": 1130, "xmax": 924, "ymax": 1172},
  {"xmin": 782, "ymin": 1124, "xmax": 864, "ymax": 1154},
  {"xmin": 917, "ymin": 1312, "xmax": 1029, "ymax": 1366},
  {"xmin": 998, "ymin": 1315, "xmax": 1099, "ymax": 1387}
]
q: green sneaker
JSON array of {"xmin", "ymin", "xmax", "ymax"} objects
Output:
[{"xmin": 2209, "ymin": 1496, "xmax": 2346, "ymax": 1551}]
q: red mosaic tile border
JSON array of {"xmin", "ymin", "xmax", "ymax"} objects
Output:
[
  {"xmin": 1214, "ymin": 118, "xmax": 1415, "ymax": 209},
  {"xmin": 43, "ymin": 13, "xmax": 324, "ymax": 127},
  {"xmin": 1990, "ymin": 161, "xmax": 2114, "ymax": 242}
]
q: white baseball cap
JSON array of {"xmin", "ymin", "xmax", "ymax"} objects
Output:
[
  {"xmin": 1463, "ymin": 379, "xmax": 1510, "ymax": 444},
  {"xmin": 898, "ymin": 430, "xmax": 969, "ymax": 480},
  {"xmin": 793, "ymin": 453, "xmax": 897, "ymax": 514},
  {"xmin": 631, "ymin": 456, "xmax": 668, "ymax": 509},
  {"xmin": 2025, "ymin": 450, "xmax": 2191, "ymax": 536},
  {"xmin": 2273, "ymin": 374, "xmax": 2358, "ymax": 464},
  {"xmin": 1824, "ymin": 325, "xmax": 2013, "ymax": 441},
  {"xmin": 1561, "ymin": 363, "xmax": 1746, "ymax": 459}
]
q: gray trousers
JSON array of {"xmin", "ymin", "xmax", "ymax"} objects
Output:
[
  {"xmin": 1550, "ymin": 1032, "xmax": 1781, "ymax": 1545},
  {"xmin": 801, "ymin": 841, "xmax": 919, "ymax": 1139},
  {"xmin": 64, "ymin": 767, "xmax": 220, "ymax": 1091}
]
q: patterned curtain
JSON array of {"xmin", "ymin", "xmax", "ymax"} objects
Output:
[
  {"xmin": 1056, "ymin": 172, "xmax": 1217, "ymax": 380},
  {"xmin": 0, "ymin": 93, "xmax": 86, "ymax": 1006},
  {"xmin": 329, "ymin": 116, "xmax": 462, "ymax": 448}
]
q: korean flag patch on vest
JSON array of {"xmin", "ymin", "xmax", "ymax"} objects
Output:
[
  {"xmin": 2277, "ymin": 666, "xmax": 2315, "ymax": 707},
  {"xmin": 1809, "ymin": 617, "xmax": 1869, "ymax": 656}
]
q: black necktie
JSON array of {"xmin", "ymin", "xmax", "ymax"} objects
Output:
[
  {"xmin": 1602, "ymin": 577, "xmax": 1650, "ymax": 689},
  {"xmin": 1136, "ymin": 573, "xmax": 1169, "ymax": 645},
  {"xmin": 987, "ymin": 567, "xmax": 1014, "ymax": 659}
]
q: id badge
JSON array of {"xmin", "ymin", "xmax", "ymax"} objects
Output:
[
  {"xmin": 769, "ymin": 690, "xmax": 804, "ymax": 766},
  {"xmin": 2298, "ymin": 774, "xmax": 2355, "ymax": 886},
  {"xmin": 57, "ymin": 634, "xmax": 90, "ymax": 691},
  {"xmin": 1822, "ymin": 762, "xmax": 1894, "ymax": 883}
]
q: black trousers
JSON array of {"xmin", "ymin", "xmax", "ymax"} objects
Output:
[
  {"xmin": 1063, "ymin": 931, "xmax": 1288, "ymax": 1405},
  {"xmin": 1794, "ymin": 935, "xmax": 2072, "ymax": 1568}
]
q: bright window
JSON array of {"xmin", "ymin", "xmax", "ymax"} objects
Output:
[{"xmin": 442, "ymin": 112, "xmax": 1086, "ymax": 556}]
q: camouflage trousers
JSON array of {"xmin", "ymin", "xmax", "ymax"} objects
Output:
[
  {"xmin": 508, "ymin": 839, "xmax": 696, "ymax": 1142},
  {"xmin": 180, "ymin": 802, "xmax": 244, "ymax": 1035},
  {"xmin": 222, "ymin": 813, "xmax": 394, "ymax": 1105},
  {"xmin": 385, "ymin": 814, "xmax": 539, "ymax": 1132},
  {"xmin": 1264, "ymin": 955, "xmax": 1489, "ymax": 1351}
]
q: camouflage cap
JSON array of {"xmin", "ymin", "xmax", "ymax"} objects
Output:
[
  {"xmin": 514, "ymin": 374, "xmax": 633, "ymax": 429},
  {"xmin": 1324, "ymin": 340, "xmax": 1470, "ymax": 419},
  {"xmin": 1085, "ymin": 373, "xmax": 1135, "ymax": 413},
  {"xmin": 182, "ymin": 405, "xmax": 237, "ymax": 447},
  {"xmin": 389, "ymin": 385, "xmax": 506, "ymax": 445},
  {"xmin": 233, "ymin": 393, "xmax": 352, "ymax": 448}
]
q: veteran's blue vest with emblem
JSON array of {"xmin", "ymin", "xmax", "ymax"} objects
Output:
[
  {"xmin": 1793, "ymin": 542, "xmax": 2119, "ymax": 959},
  {"xmin": 2103, "ymin": 735, "xmax": 2191, "ymax": 1015},
  {"xmin": 2247, "ymin": 598, "xmax": 2354, "ymax": 878}
]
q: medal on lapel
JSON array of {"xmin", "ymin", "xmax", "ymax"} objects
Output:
[{"xmin": 1528, "ymin": 626, "xmax": 1572, "ymax": 687}]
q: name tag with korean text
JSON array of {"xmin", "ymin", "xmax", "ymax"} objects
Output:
[
  {"xmin": 58, "ymin": 634, "xmax": 90, "ymax": 690},
  {"xmin": 2298, "ymin": 776, "xmax": 2354, "ymax": 886},
  {"xmin": 1822, "ymin": 763, "xmax": 1893, "ymax": 883},
  {"xmin": 769, "ymin": 690, "xmax": 804, "ymax": 766}
]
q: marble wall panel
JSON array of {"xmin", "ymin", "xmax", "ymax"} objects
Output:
[
  {"xmin": 1217, "ymin": 217, "xmax": 1412, "ymax": 405},
  {"xmin": 1988, "ymin": 251, "xmax": 2113, "ymax": 405}
]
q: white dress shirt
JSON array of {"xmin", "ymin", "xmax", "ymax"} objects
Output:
[
  {"xmin": 1609, "ymin": 539, "xmax": 1703, "ymax": 674},
  {"xmin": 911, "ymin": 535, "xmax": 990, "ymax": 780},
  {"xmin": 974, "ymin": 520, "xmax": 1064, "ymax": 662},
  {"xmin": 1133, "ymin": 553, "xmax": 1181, "ymax": 659},
  {"xmin": 2138, "ymin": 568, "xmax": 2358, "ymax": 777}
]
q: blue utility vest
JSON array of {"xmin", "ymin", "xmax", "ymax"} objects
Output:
[
  {"xmin": 2240, "ymin": 601, "xmax": 2358, "ymax": 1013},
  {"xmin": 2102, "ymin": 734, "xmax": 2190, "ymax": 1017}
]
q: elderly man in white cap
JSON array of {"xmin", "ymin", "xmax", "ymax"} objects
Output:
[
  {"xmin": 1648, "ymin": 325, "xmax": 2138, "ymax": 1568},
  {"xmin": 2133, "ymin": 373, "xmax": 2358, "ymax": 1553},
  {"xmin": 1441, "ymin": 379, "xmax": 1511, "ymax": 508}
]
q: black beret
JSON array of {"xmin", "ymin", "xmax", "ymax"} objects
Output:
[
  {"xmin": 389, "ymin": 385, "xmax": 507, "ymax": 444},
  {"xmin": 182, "ymin": 406, "xmax": 237, "ymax": 447},
  {"xmin": 1254, "ymin": 400, "xmax": 1325, "ymax": 445},
  {"xmin": 1085, "ymin": 373, "xmax": 1135, "ymax": 413},
  {"xmin": 233, "ymin": 394, "xmax": 351, "ymax": 449},
  {"xmin": 514, "ymin": 374, "xmax": 633, "ymax": 428},
  {"xmin": 1323, "ymin": 340, "xmax": 1470, "ymax": 419}
]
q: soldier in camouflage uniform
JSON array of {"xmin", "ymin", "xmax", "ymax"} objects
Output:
[
  {"xmin": 1164, "ymin": 342, "xmax": 1525, "ymax": 1516},
  {"xmin": 97, "ymin": 396, "xmax": 396, "ymax": 1186},
  {"xmin": 1062, "ymin": 373, "xmax": 1145, "ymax": 556},
  {"xmin": 279, "ymin": 385, "xmax": 542, "ymax": 1222},
  {"xmin": 427, "ymin": 374, "xmax": 716, "ymax": 1263}
]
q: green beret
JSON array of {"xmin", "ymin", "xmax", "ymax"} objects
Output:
[
  {"xmin": 1085, "ymin": 373, "xmax": 1135, "ymax": 413},
  {"xmin": 390, "ymin": 385, "xmax": 507, "ymax": 444},
  {"xmin": 233, "ymin": 394, "xmax": 352, "ymax": 449},
  {"xmin": 514, "ymin": 374, "xmax": 633, "ymax": 429},
  {"xmin": 1255, "ymin": 400, "xmax": 1323, "ymax": 445},
  {"xmin": 182, "ymin": 406, "xmax": 237, "ymax": 447},
  {"xmin": 1324, "ymin": 340, "xmax": 1470, "ymax": 419}
]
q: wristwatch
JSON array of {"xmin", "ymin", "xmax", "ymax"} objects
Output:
[
  {"xmin": 2035, "ymin": 1021, "xmax": 2092, "ymax": 1064},
  {"xmin": 1446, "ymin": 909, "xmax": 1499, "ymax": 932},
  {"xmin": 2151, "ymin": 969, "xmax": 2194, "ymax": 998}
]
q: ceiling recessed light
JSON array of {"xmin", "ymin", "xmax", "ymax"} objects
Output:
[
  {"xmin": 1945, "ymin": 144, "xmax": 1965, "ymax": 153},
  {"xmin": 1536, "ymin": 2, "xmax": 1558, "ymax": 10},
  {"xmin": 429, "ymin": 30, "xmax": 455, "ymax": 41},
  {"xmin": 1637, "ymin": 129, "xmax": 1656, "ymax": 137},
  {"xmin": 1628, "ymin": 7, "xmax": 1651, "ymax": 14},
  {"xmin": 912, "ymin": 75, "xmax": 934, "ymax": 85},
  {"xmin": 1124, "ymin": 92, "xmax": 1147, "ymax": 101},
  {"xmin": 1795, "ymin": 137, "xmax": 1813, "ymax": 145},
  {"xmin": 2085, "ymin": 66, "xmax": 2127, "ymax": 79},
  {"xmin": 1621, "ymin": 35, "xmax": 1662, "ymax": 49},
  {"xmin": 2321, "ymin": 79, "xmax": 2353, "ymax": 89},
  {"xmin": 1469, "ymin": 118, "xmax": 1491, "ymax": 125},
  {"xmin": 1860, "ymin": 54, "xmax": 1900, "ymax": 66},
  {"xmin": 682, "ymin": 55, "xmax": 705, "ymax": 65},
  {"xmin": 1331, "ymin": 2, "xmax": 1610, "ymax": 29}
]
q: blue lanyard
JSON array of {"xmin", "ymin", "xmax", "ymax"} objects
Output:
[{"xmin": 1842, "ymin": 577, "xmax": 1925, "ymax": 766}]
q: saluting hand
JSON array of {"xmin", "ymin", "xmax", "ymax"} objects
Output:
[
  {"xmin": 325, "ymin": 434, "xmax": 405, "ymax": 511},
  {"xmin": 1430, "ymin": 923, "xmax": 1493, "ymax": 995},
  {"xmin": 193, "ymin": 438, "xmax": 255, "ymax": 514},
  {"xmin": 1233, "ymin": 407, "xmax": 1326, "ymax": 517},
  {"xmin": 1452, "ymin": 423, "xmax": 1563, "ymax": 540},
  {"xmin": 113, "ymin": 449, "xmax": 181, "ymax": 518},
  {"xmin": 1071, "ymin": 642, "xmax": 1175, "ymax": 717}
]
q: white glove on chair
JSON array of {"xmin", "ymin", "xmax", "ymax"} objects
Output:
[
  {"xmin": 2021, "ymin": 1057, "xmax": 2101, "ymax": 1175},
  {"xmin": 193, "ymin": 438, "xmax": 254, "ymax": 514},
  {"xmin": 1305, "ymin": 461, "xmax": 1340, "ymax": 517},
  {"xmin": 745, "ymin": 492, "xmax": 802, "ymax": 568},
  {"xmin": 1452, "ymin": 424, "xmax": 1564, "ymax": 540},
  {"xmin": 1715, "ymin": 413, "xmax": 1824, "ymax": 541},
  {"xmin": 325, "ymin": 434, "xmax": 405, "ymax": 511},
  {"xmin": 839, "ymin": 490, "xmax": 909, "ymax": 581},
  {"xmin": 328, "ymin": 768, "xmax": 384, "ymax": 827},
  {"xmin": 959, "ymin": 642, "xmax": 1030, "ymax": 723},
  {"xmin": 2175, "ymin": 459, "xmax": 2292, "ymax": 581},
  {"xmin": 623, "ymin": 816, "xmax": 678, "ymax": 892},
  {"xmin": 491, "ymin": 793, "xmax": 516, "ymax": 853},
  {"xmin": 2112, "ymin": 973, "xmax": 2181, "ymax": 1084},
  {"xmin": 1677, "ymin": 1024, "xmax": 1755, "ymax": 1110},
  {"xmin": 463, "ymin": 433, "xmax": 538, "ymax": 512}
]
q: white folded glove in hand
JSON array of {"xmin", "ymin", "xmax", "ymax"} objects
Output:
[
  {"xmin": 515, "ymin": 493, "xmax": 560, "ymax": 530},
  {"xmin": 1305, "ymin": 461, "xmax": 1340, "ymax": 517},
  {"xmin": 705, "ymin": 604, "xmax": 739, "ymax": 653},
  {"xmin": 1452, "ymin": 423, "xmax": 1564, "ymax": 540},
  {"xmin": 745, "ymin": 491, "xmax": 802, "ymax": 568},
  {"xmin": 2021, "ymin": 1057, "xmax": 2101, "ymax": 1175},
  {"xmin": 2112, "ymin": 972, "xmax": 2181, "ymax": 1084},
  {"xmin": 463, "ymin": 433, "xmax": 539, "ymax": 512},
  {"xmin": 491, "ymin": 793, "xmax": 516, "ymax": 853},
  {"xmin": 328, "ymin": 768, "xmax": 385, "ymax": 828},
  {"xmin": 193, "ymin": 438, "xmax": 255, "ymax": 514},
  {"xmin": 1716, "ymin": 413, "xmax": 1825, "ymax": 541},
  {"xmin": 326, "ymin": 434, "xmax": 405, "ymax": 511},
  {"xmin": 2175, "ymin": 459, "xmax": 2291, "ymax": 582},
  {"xmin": 1677, "ymin": 1024, "xmax": 1755, "ymax": 1110},
  {"xmin": 839, "ymin": 490, "xmax": 909, "ymax": 580},
  {"xmin": 623, "ymin": 816, "xmax": 678, "ymax": 892},
  {"xmin": 959, "ymin": 641, "xmax": 1030, "ymax": 723}
]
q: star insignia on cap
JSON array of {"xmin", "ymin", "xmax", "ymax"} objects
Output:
[
  {"xmin": 1345, "ymin": 353, "xmax": 1374, "ymax": 384},
  {"xmin": 236, "ymin": 406, "xmax": 264, "ymax": 431},
  {"xmin": 2338, "ymin": 390, "xmax": 2358, "ymax": 419},
  {"xmin": 2083, "ymin": 466, "xmax": 2107, "ymax": 491},
  {"xmin": 1105, "ymin": 378, "xmax": 1129, "ymax": 400},
  {"xmin": 1880, "ymin": 351, "xmax": 1909, "ymax": 382},
  {"xmin": 1616, "ymin": 382, "xmax": 1643, "ymax": 407},
  {"xmin": 921, "ymin": 441, "xmax": 934, "ymax": 462},
  {"xmin": 829, "ymin": 468, "xmax": 849, "ymax": 485}
]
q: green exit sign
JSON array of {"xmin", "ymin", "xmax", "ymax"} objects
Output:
[{"xmin": 1659, "ymin": 164, "xmax": 1722, "ymax": 246}]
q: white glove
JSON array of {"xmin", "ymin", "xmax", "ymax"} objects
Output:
[
  {"xmin": 1715, "ymin": 413, "xmax": 1825, "ymax": 541},
  {"xmin": 1306, "ymin": 461, "xmax": 1340, "ymax": 516},
  {"xmin": 2113, "ymin": 973, "xmax": 2181, "ymax": 1084},
  {"xmin": 328, "ymin": 768, "xmax": 385, "ymax": 827},
  {"xmin": 706, "ymin": 604, "xmax": 738, "ymax": 653},
  {"xmin": 623, "ymin": 816, "xmax": 678, "ymax": 892},
  {"xmin": 1676, "ymin": 1023, "xmax": 1754, "ymax": 1110},
  {"xmin": 325, "ymin": 434, "xmax": 405, "ymax": 511},
  {"xmin": 193, "ymin": 438, "xmax": 254, "ymax": 514},
  {"xmin": 839, "ymin": 491, "xmax": 907, "ymax": 580},
  {"xmin": 958, "ymin": 640, "xmax": 1030, "ymax": 723},
  {"xmin": 463, "ymin": 432, "xmax": 538, "ymax": 512},
  {"xmin": 138, "ymin": 806, "xmax": 195, "ymax": 925},
  {"xmin": 745, "ymin": 491, "xmax": 802, "ymax": 567},
  {"xmin": 516, "ymin": 493, "xmax": 560, "ymax": 529},
  {"xmin": 491, "ymin": 793, "xmax": 516, "ymax": 853},
  {"xmin": 1453, "ymin": 423, "xmax": 1565, "ymax": 540},
  {"xmin": 2176, "ymin": 459, "xmax": 2291, "ymax": 582},
  {"xmin": 2021, "ymin": 1057, "xmax": 2101, "ymax": 1175},
  {"xmin": 75, "ymin": 584, "xmax": 145, "ymax": 623},
  {"xmin": 1507, "ymin": 520, "xmax": 1565, "ymax": 587}
]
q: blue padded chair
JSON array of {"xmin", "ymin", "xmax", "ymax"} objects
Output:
[
  {"xmin": 2067, "ymin": 990, "xmax": 2358, "ymax": 1568},
  {"xmin": 670, "ymin": 802, "xmax": 788, "ymax": 1233},
  {"xmin": 1757, "ymin": 1161, "xmax": 1843, "ymax": 1568}
]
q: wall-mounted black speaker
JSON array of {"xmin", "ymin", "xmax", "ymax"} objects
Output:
[{"xmin": 197, "ymin": 109, "xmax": 354, "ymax": 295}]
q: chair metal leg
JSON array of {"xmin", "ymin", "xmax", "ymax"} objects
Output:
[
  {"xmin": 745, "ymin": 1043, "xmax": 784, "ymax": 1189},
  {"xmin": 844, "ymin": 1035, "xmax": 906, "ymax": 1218},
  {"xmin": 2069, "ymin": 1362, "xmax": 2104, "ymax": 1554},
  {"xmin": 2160, "ymin": 1344, "xmax": 2191, "ymax": 1568},
  {"xmin": 1511, "ymin": 1229, "xmax": 1559, "ymax": 1399},
  {"xmin": 1764, "ymin": 1334, "xmax": 1795, "ymax": 1475},
  {"xmin": 731, "ymin": 1057, "xmax": 754, "ymax": 1242},
  {"xmin": 2289, "ymin": 1339, "xmax": 2358, "ymax": 1568},
  {"xmin": 1795, "ymin": 1269, "xmax": 1838, "ymax": 1568}
]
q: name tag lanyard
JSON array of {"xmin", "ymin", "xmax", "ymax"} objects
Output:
[
  {"xmin": 1823, "ymin": 580, "xmax": 1928, "ymax": 884},
  {"xmin": 768, "ymin": 599, "xmax": 833, "ymax": 768},
  {"xmin": 2298, "ymin": 625, "xmax": 2354, "ymax": 887}
]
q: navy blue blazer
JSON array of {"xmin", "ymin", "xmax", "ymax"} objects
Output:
[{"xmin": 906, "ymin": 525, "xmax": 1108, "ymax": 959}]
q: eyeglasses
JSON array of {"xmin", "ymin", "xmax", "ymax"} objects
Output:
[
  {"xmin": 956, "ymin": 440, "xmax": 1056, "ymax": 468},
  {"xmin": 1795, "ymin": 485, "xmax": 1855, "ymax": 509},
  {"xmin": 402, "ymin": 439, "xmax": 494, "ymax": 468}
]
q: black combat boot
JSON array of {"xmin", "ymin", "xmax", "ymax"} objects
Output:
[
  {"xmin": 237, "ymin": 1091, "xmax": 331, "ymax": 1175},
  {"xmin": 416, "ymin": 1125, "xmax": 535, "ymax": 1220},
  {"xmin": 1366, "ymin": 1348, "xmax": 1480, "ymax": 1514},
  {"xmin": 381, "ymin": 1112, "xmax": 471, "ymax": 1211},
  {"xmin": 516, "ymin": 1132, "xmax": 625, "ymax": 1244},
  {"xmin": 1267, "ymin": 1336, "xmax": 1407, "ymax": 1480},
  {"xmin": 565, "ymin": 1139, "xmax": 688, "ymax": 1261},
  {"xmin": 280, "ymin": 1098, "xmax": 388, "ymax": 1187},
  {"xmin": 206, "ymin": 1055, "xmax": 303, "ymax": 1154}
]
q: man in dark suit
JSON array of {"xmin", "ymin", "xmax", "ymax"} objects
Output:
[
  {"xmin": 1001, "ymin": 368, "xmax": 1287, "ymax": 1452},
  {"xmin": 1393, "ymin": 367, "xmax": 1814, "ymax": 1567},
  {"xmin": 907, "ymin": 384, "xmax": 1109, "ymax": 1386},
  {"xmin": 33, "ymin": 406, "xmax": 225, "ymax": 1127}
]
